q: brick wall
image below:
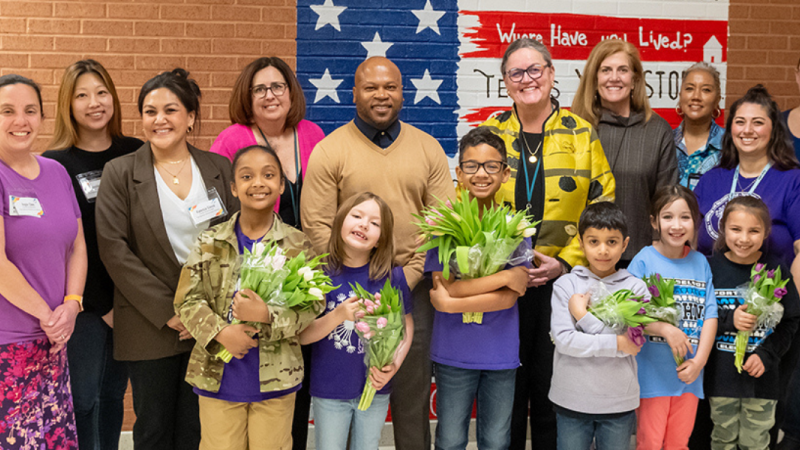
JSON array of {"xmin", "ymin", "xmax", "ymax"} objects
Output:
[
  {"xmin": 727, "ymin": 0, "xmax": 800, "ymax": 111},
  {"xmin": 0, "ymin": 0, "xmax": 297, "ymax": 152}
]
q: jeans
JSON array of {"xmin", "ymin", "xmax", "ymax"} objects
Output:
[
  {"xmin": 127, "ymin": 352, "xmax": 200, "ymax": 450},
  {"xmin": 556, "ymin": 409, "xmax": 635, "ymax": 450},
  {"xmin": 312, "ymin": 395, "xmax": 391, "ymax": 450},
  {"xmin": 67, "ymin": 311, "xmax": 128, "ymax": 450},
  {"xmin": 434, "ymin": 363, "xmax": 516, "ymax": 450}
]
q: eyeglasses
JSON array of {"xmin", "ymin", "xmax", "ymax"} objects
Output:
[
  {"xmin": 251, "ymin": 82, "xmax": 288, "ymax": 98},
  {"xmin": 459, "ymin": 160, "xmax": 506, "ymax": 174},
  {"xmin": 505, "ymin": 63, "xmax": 550, "ymax": 83}
]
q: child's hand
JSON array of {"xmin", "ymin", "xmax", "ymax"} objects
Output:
[
  {"xmin": 215, "ymin": 323, "xmax": 259, "ymax": 360},
  {"xmin": 743, "ymin": 354, "xmax": 766, "ymax": 378},
  {"xmin": 166, "ymin": 315, "xmax": 192, "ymax": 341},
  {"xmin": 233, "ymin": 289, "xmax": 270, "ymax": 323},
  {"xmin": 676, "ymin": 358, "xmax": 704, "ymax": 384},
  {"xmin": 505, "ymin": 266, "xmax": 529, "ymax": 296},
  {"xmin": 429, "ymin": 275, "xmax": 454, "ymax": 313},
  {"xmin": 734, "ymin": 305, "xmax": 757, "ymax": 331},
  {"xmin": 662, "ymin": 325, "xmax": 694, "ymax": 361},
  {"xmin": 568, "ymin": 293, "xmax": 590, "ymax": 321},
  {"xmin": 616, "ymin": 334, "xmax": 642, "ymax": 356},
  {"xmin": 335, "ymin": 296, "xmax": 360, "ymax": 322},
  {"xmin": 369, "ymin": 363, "xmax": 398, "ymax": 390}
]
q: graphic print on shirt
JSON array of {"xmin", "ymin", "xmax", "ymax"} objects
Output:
[
  {"xmin": 327, "ymin": 289, "xmax": 364, "ymax": 355},
  {"xmin": 648, "ymin": 277, "xmax": 707, "ymax": 345},
  {"xmin": 705, "ymin": 192, "xmax": 763, "ymax": 240},
  {"xmin": 714, "ymin": 288, "xmax": 774, "ymax": 353}
]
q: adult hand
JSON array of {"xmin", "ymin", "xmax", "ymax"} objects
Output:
[
  {"xmin": 166, "ymin": 315, "xmax": 192, "ymax": 341},
  {"xmin": 677, "ymin": 358, "xmax": 704, "ymax": 384},
  {"xmin": 527, "ymin": 251, "xmax": 563, "ymax": 287},
  {"xmin": 743, "ymin": 354, "xmax": 766, "ymax": 378},
  {"xmin": 369, "ymin": 363, "xmax": 398, "ymax": 390},
  {"xmin": 733, "ymin": 305, "xmax": 757, "ymax": 332},
  {"xmin": 215, "ymin": 324, "xmax": 259, "ymax": 360},
  {"xmin": 232, "ymin": 289, "xmax": 270, "ymax": 323},
  {"xmin": 41, "ymin": 301, "xmax": 80, "ymax": 347}
]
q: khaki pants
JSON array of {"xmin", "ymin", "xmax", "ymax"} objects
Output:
[
  {"xmin": 710, "ymin": 396, "xmax": 776, "ymax": 450},
  {"xmin": 199, "ymin": 393, "xmax": 296, "ymax": 450}
]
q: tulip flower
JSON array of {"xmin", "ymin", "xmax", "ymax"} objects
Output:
[{"xmin": 377, "ymin": 318, "xmax": 388, "ymax": 329}]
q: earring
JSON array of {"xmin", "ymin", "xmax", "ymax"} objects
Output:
[
  {"xmin": 676, "ymin": 105, "xmax": 684, "ymax": 117},
  {"xmin": 713, "ymin": 108, "xmax": 721, "ymax": 119},
  {"xmin": 187, "ymin": 125, "xmax": 193, "ymax": 134}
]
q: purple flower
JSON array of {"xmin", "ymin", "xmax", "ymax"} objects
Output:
[
  {"xmin": 627, "ymin": 326, "xmax": 646, "ymax": 346},
  {"xmin": 642, "ymin": 298, "xmax": 651, "ymax": 303},
  {"xmin": 754, "ymin": 274, "xmax": 762, "ymax": 283},
  {"xmin": 775, "ymin": 288, "xmax": 788, "ymax": 299},
  {"xmin": 755, "ymin": 263, "xmax": 765, "ymax": 272},
  {"xmin": 768, "ymin": 269, "xmax": 775, "ymax": 279},
  {"xmin": 638, "ymin": 307, "xmax": 646, "ymax": 315},
  {"xmin": 648, "ymin": 285, "xmax": 660, "ymax": 298}
]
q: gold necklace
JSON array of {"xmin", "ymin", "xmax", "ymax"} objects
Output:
[
  {"xmin": 157, "ymin": 158, "xmax": 189, "ymax": 185},
  {"xmin": 521, "ymin": 133, "xmax": 543, "ymax": 163}
]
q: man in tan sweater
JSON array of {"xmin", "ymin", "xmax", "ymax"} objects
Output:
[{"xmin": 301, "ymin": 57, "xmax": 455, "ymax": 450}]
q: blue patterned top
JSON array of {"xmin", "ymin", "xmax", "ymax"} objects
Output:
[{"xmin": 674, "ymin": 121, "xmax": 724, "ymax": 190}]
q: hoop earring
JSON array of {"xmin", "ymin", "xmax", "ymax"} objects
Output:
[
  {"xmin": 676, "ymin": 105, "xmax": 684, "ymax": 117},
  {"xmin": 187, "ymin": 125, "xmax": 193, "ymax": 134},
  {"xmin": 712, "ymin": 108, "xmax": 721, "ymax": 119}
]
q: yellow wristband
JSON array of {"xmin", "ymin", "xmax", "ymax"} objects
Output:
[{"xmin": 64, "ymin": 295, "xmax": 83, "ymax": 312}]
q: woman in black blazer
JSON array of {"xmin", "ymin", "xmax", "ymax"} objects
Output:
[{"xmin": 96, "ymin": 69, "xmax": 238, "ymax": 450}]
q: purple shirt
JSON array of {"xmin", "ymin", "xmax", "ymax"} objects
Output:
[
  {"xmin": 194, "ymin": 219, "xmax": 300, "ymax": 402},
  {"xmin": 310, "ymin": 264, "xmax": 412, "ymax": 400},
  {"xmin": 695, "ymin": 166, "xmax": 800, "ymax": 265},
  {"xmin": 425, "ymin": 240, "xmax": 532, "ymax": 370},
  {"xmin": 0, "ymin": 156, "xmax": 80, "ymax": 346}
]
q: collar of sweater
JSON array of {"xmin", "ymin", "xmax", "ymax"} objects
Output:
[
  {"xmin": 571, "ymin": 265, "xmax": 636, "ymax": 286},
  {"xmin": 598, "ymin": 108, "xmax": 645, "ymax": 127}
]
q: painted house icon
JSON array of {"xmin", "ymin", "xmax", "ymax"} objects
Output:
[{"xmin": 704, "ymin": 36, "xmax": 722, "ymax": 63}]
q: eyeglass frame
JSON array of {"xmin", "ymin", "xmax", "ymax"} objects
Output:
[
  {"xmin": 458, "ymin": 160, "xmax": 507, "ymax": 174},
  {"xmin": 504, "ymin": 63, "xmax": 551, "ymax": 83},
  {"xmin": 250, "ymin": 82, "xmax": 288, "ymax": 99}
]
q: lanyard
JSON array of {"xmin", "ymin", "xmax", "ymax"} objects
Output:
[
  {"xmin": 521, "ymin": 139, "xmax": 541, "ymax": 206},
  {"xmin": 257, "ymin": 127, "xmax": 301, "ymax": 225},
  {"xmin": 729, "ymin": 162, "xmax": 771, "ymax": 199}
]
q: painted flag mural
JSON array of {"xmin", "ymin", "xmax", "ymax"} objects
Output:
[{"xmin": 297, "ymin": 0, "xmax": 728, "ymax": 171}]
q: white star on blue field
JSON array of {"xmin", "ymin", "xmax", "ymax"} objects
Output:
[{"xmin": 297, "ymin": 0, "xmax": 460, "ymax": 156}]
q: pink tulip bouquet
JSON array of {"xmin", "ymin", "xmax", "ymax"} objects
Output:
[
  {"xmin": 216, "ymin": 241, "xmax": 336, "ymax": 363},
  {"xmin": 734, "ymin": 263, "xmax": 789, "ymax": 373},
  {"xmin": 586, "ymin": 283, "xmax": 655, "ymax": 346},
  {"xmin": 641, "ymin": 273, "xmax": 683, "ymax": 365},
  {"xmin": 414, "ymin": 195, "xmax": 538, "ymax": 324},
  {"xmin": 350, "ymin": 280, "xmax": 406, "ymax": 411}
]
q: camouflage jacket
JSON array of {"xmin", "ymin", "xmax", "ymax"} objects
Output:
[{"xmin": 174, "ymin": 211, "xmax": 323, "ymax": 393}]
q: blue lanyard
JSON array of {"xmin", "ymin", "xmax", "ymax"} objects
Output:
[
  {"xmin": 729, "ymin": 163, "xmax": 771, "ymax": 199},
  {"xmin": 521, "ymin": 141, "xmax": 541, "ymax": 205}
]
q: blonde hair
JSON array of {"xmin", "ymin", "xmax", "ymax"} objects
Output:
[
  {"xmin": 50, "ymin": 60, "xmax": 122, "ymax": 150},
  {"xmin": 571, "ymin": 39, "xmax": 652, "ymax": 127},
  {"xmin": 326, "ymin": 192, "xmax": 396, "ymax": 281}
]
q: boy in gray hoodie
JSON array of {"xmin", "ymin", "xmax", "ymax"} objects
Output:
[{"xmin": 549, "ymin": 202, "xmax": 649, "ymax": 449}]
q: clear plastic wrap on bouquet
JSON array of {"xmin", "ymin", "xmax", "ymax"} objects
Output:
[
  {"xmin": 642, "ymin": 304, "xmax": 681, "ymax": 327},
  {"xmin": 734, "ymin": 284, "xmax": 785, "ymax": 372},
  {"xmin": 586, "ymin": 282, "xmax": 628, "ymax": 333}
]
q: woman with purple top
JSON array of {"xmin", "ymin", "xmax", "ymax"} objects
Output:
[
  {"xmin": 694, "ymin": 84, "xmax": 800, "ymax": 447},
  {"xmin": 0, "ymin": 74, "xmax": 87, "ymax": 449}
]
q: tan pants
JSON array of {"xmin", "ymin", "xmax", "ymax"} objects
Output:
[{"xmin": 198, "ymin": 393, "xmax": 296, "ymax": 450}]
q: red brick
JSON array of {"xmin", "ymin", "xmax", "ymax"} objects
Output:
[
  {"xmin": 82, "ymin": 20, "xmax": 134, "ymax": 36},
  {"xmin": 729, "ymin": 19, "xmax": 770, "ymax": 35},
  {"xmin": 284, "ymin": 25, "xmax": 297, "ymax": 40},
  {"xmin": 52, "ymin": 69, "xmax": 65, "ymax": 85},
  {"xmin": 1, "ymin": 35, "xmax": 55, "ymax": 51},
  {"xmin": 210, "ymin": 5, "xmax": 261, "ymax": 22},
  {"xmin": 261, "ymin": 40, "xmax": 295, "ymax": 56},
  {"xmin": 111, "ymin": 70, "xmax": 156, "ymax": 88},
  {"xmin": 54, "ymin": 3, "xmax": 105, "ymax": 18},
  {"xmin": 0, "ymin": 53, "xmax": 28, "ymax": 68},
  {"xmin": 115, "ymin": 87, "xmax": 136, "ymax": 103},
  {"xmin": 108, "ymin": 38, "xmax": 160, "ymax": 53},
  {"xmin": 262, "ymin": 7, "xmax": 294, "ymax": 23},
  {"xmin": 0, "ymin": 18, "xmax": 26, "ymax": 33},
  {"xmin": 40, "ymin": 85, "xmax": 59, "ymax": 102},
  {"xmin": 767, "ymin": 51, "xmax": 800, "ymax": 68},
  {"xmin": 185, "ymin": 22, "xmax": 235, "ymax": 38},
  {"xmin": 87, "ymin": 55, "xmax": 137, "ymax": 70},
  {"xmin": 729, "ymin": 49, "xmax": 769, "ymax": 65},
  {"xmin": 160, "ymin": 38, "xmax": 211, "ymax": 55},
  {"xmin": 28, "ymin": 18, "xmax": 80, "ymax": 34},
  {"xmin": 134, "ymin": 21, "xmax": 185, "ymax": 37},
  {"xmin": 235, "ymin": 23, "xmax": 284, "ymax": 39},
  {"xmin": 211, "ymin": 72, "xmax": 240, "ymax": 87},
  {"xmin": 161, "ymin": 5, "xmax": 211, "ymax": 21},
  {"xmin": 185, "ymin": 0, "xmax": 234, "ymax": 4},
  {"xmin": 0, "ymin": 68, "xmax": 54, "ymax": 82},
  {"xmin": 191, "ymin": 137, "xmax": 214, "ymax": 151},
  {"xmin": 237, "ymin": 0, "xmax": 285, "ymax": 4},
  {"xmin": 29, "ymin": 53, "xmax": 81, "ymax": 69},
  {"xmin": 282, "ymin": 57, "xmax": 296, "ymax": 70},
  {"xmin": 728, "ymin": 5, "xmax": 748, "ymax": 19},
  {"xmin": 201, "ymin": 120, "xmax": 229, "ymax": 137},
  {"xmin": 135, "ymin": 55, "xmax": 185, "ymax": 71},
  {"xmin": 186, "ymin": 56, "xmax": 239, "ymax": 71},
  {"xmin": 791, "ymin": 37, "xmax": 800, "ymax": 51},
  {"xmin": 185, "ymin": 71, "xmax": 210, "ymax": 87},
  {"xmin": 726, "ymin": 66, "xmax": 745, "ymax": 81},
  {"xmin": 747, "ymin": 35, "xmax": 789, "ymax": 50},
  {"xmin": 756, "ymin": 81, "xmax": 798, "ymax": 96},
  {"xmin": 750, "ymin": 5, "xmax": 792, "ymax": 20},
  {"xmin": 210, "ymin": 104, "xmax": 230, "ymax": 120},
  {"xmin": 211, "ymin": 39, "xmax": 261, "ymax": 55},
  {"xmin": 108, "ymin": 4, "xmax": 158, "ymax": 19},
  {"xmin": 0, "ymin": 1, "xmax": 52, "ymax": 17},
  {"xmin": 56, "ymin": 36, "xmax": 107, "ymax": 52},
  {"xmin": 770, "ymin": 21, "xmax": 800, "ymax": 36},
  {"xmin": 745, "ymin": 66, "xmax": 786, "ymax": 81}
]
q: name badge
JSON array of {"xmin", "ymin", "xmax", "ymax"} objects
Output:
[
  {"xmin": 76, "ymin": 170, "xmax": 103, "ymax": 202},
  {"xmin": 188, "ymin": 188, "xmax": 227, "ymax": 226},
  {"xmin": 9, "ymin": 196, "xmax": 44, "ymax": 217}
]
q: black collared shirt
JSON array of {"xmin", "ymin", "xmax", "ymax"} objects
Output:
[{"xmin": 354, "ymin": 114, "xmax": 401, "ymax": 149}]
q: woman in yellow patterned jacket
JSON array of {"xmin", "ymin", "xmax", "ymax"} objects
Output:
[{"xmin": 478, "ymin": 38, "xmax": 615, "ymax": 450}]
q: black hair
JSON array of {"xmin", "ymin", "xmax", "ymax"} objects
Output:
[
  {"xmin": 578, "ymin": 202, "xmax": 629, "ymax": 238},
  {"xmin": 231, "ymin": 144, "xmax": 284, "ymax": 182},
  {"xmin": 0, "ymin": 74, "xmax": 43, "ymax": 116},
  {"xmin": 459, "ymin": 127, "xmax": 507, "ymax": 162},
  {"xmin": 137, "ymin": 68, "xmax": 202, "ymax": 133}
]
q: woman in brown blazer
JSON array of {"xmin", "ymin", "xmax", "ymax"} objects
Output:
[{"xmin": 96, "ymin": 69, "xmax": 238, "ymax": 450}]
